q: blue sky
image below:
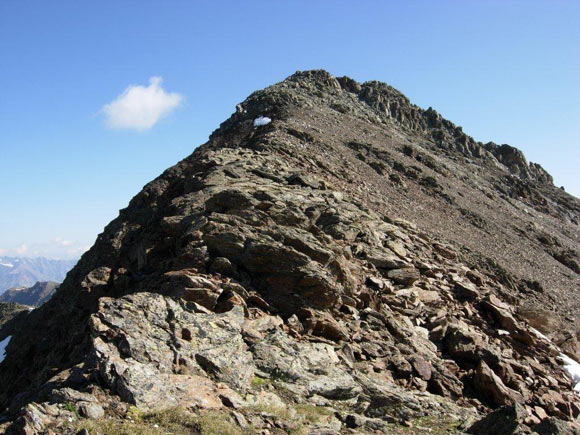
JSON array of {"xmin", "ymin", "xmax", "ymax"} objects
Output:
[{"xmin": 0, "ymin": 1, "xmax": 578, "ymax": 259}]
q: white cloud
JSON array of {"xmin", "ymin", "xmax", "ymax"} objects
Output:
[
  {"xmin": 102, "ymin": 77, "xmax": 183, "ymax": 131},
  {"xmin": 15, "ymin": 244, "xmax": 28, "ymax": 255},
  {"xmin": 55, "ymin": 237, "xmax": 72, "ymax": 247}
]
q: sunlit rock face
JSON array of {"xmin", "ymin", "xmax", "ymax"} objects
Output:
[{"xmin": 1, "ymin": 70, "xmax": 580, "ymax": 434}]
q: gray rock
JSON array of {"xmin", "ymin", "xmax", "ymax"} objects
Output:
[
  {"xmin": 535, "ymin": 417, "xmax": 580, "ymax": 435},
  {"xmin": 50, "ymin": 388, "xmax": 96, "ymax": 404},
  {"xmin": 78, "ymin": 402, "xmax": 105, "ymax": 419},
  {"xmin": 366, "ymin": 249, "xmax": 409, "ymax": 270},
  {"xmin": 454, "ymin": 281, "xmax": 480, "ymax": 300},
  {"xmin": 252, "ymin": 331, "xmax": 360, "ymax": 400},
  {"xmin": 9, "ymin": 402, "xmax": 72, "ymax": 435},
  {"xmin": 466, "ymin": 404, "xmax": 527, "ymax": 435},
  {"xmin": 387, "ymin": 267, "xmax": 420, "ymax": 285},
  {"xmin": 89, "ymin": 293, "xmax": 252, "ymax": 410}
]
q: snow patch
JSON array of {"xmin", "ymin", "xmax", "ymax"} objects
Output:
[
  {"xmin": 530, "ymin": 327, "xmax": 550, "ymax": 341},
  {"xmin": 253, "ymin": 116, "xmax": 271, "ymax": 127},
  {"xmin": 0, "ymin": 262, "xmax": 14, "ymax": 268},
  {"xmin": 0, "ymin": 336, "xmax": 11, "ymax": 363},
  {"xmin": 528, "ymin": 327, "xmax": 580, "ymax": 394},
  {"xmin": 560, "ymin": 354, "xmax": 580, "ymax": 393}
]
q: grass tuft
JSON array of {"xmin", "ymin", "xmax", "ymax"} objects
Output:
[
  {"xmin": 250, "ymin": 376, "xmax": 269, "ymax": 388},
  {"xmin": 72, "ymin": 407, "xmax": 242, "ymax": 435}
]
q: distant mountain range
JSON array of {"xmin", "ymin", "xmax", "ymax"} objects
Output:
[
  {"xmin": 0, "ymin": 281, "xmax": 59, "ymax": 307},
  {"xmin": 0, "ymin": 256, "xmax": 76, "ymax": 293}
]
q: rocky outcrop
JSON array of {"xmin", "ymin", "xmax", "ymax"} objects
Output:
[
  {"xmin": 90, "ymin": 293, "xmax": 252, "ymax": 409},
  {"xmin": 1, "ymin": 70, "xmax": 580, "ymax": 433}
]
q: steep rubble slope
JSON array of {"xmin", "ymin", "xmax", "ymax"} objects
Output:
[{"xmin": 1, "ymin": 70, "xmax": 579, "ymax": 434}]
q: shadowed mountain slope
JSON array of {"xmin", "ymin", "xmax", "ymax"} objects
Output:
[
  {"xmin": 0, "ymin": 281, "xmax": 59, "ymax": 307},
  {"xmin": 1, "ymin": 70, "xmax": 579, "ymax": 434}
]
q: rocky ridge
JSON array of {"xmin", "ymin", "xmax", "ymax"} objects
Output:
[{"xmin": 0, "ymin": 70, "xmax": 579, "ymax": 434}]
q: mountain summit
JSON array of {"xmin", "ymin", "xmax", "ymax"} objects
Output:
[{"xmin": 1, "ymin": 70, "xmax": 579, "ymax": 433}]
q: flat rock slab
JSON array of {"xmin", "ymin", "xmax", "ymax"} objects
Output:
[{"xmin": 90, "ymin": 293, "xmax": 251, "ymax": 410}]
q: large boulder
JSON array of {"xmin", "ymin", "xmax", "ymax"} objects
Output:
[
  {"xmin": 472, "ymin": 360, "xmax": 525, "ymax": 407},
  {"xmin": 89, "ymin": 292, "xmax": 252, "ymax": 409},
  {"xmin": 467, "ymin": 404, "xmax": 527, "ymax": 435},
  {"xmin": 252, "ymin": 330, "xmax": 361, "ymax": 400}
]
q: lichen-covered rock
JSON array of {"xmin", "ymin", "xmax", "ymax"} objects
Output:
[
  {"xmin": 252, "ymin": 330, "xmax": 361, "ymax": 400},
  {"xmin": 89, "ymin": 293, "xmax": 252, "ymax": 409}
]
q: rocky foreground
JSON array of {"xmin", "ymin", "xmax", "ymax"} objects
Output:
[{"xmin": 1, "ymin": 71, "xmax": 579, "ymax": 434}]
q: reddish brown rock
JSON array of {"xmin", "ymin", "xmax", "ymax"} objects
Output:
[
  {"xmin": 473, "ymin": 360, "xmax": 525, "ymax": 407},
  {"xmin": 409, "ymin": 355, "xmax": 432, "ymax": 381},
  {"xmin": 387, "ymin": 267, "xmax": 420, "ymax": 285},
  {"xmin": 301, "ymin": 309, "xmax": 349, "ymax": 342}
]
